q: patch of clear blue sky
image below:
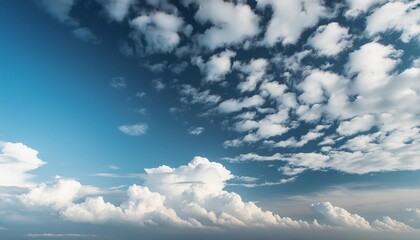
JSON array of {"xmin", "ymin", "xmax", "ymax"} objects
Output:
[{"xmin": 0, "ymin": 1, "xmax": 419, "ymax": 201}]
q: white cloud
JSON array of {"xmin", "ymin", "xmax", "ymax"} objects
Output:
[
  {"xmin": 308, "ymin": 22, "xmax": 351, "ymax": 56},
  {"xmin": 193, "ymin": 50, "xmax": 236, "ymax": 83},
  {"xmin": 20, "ymin": 157, "xmax": 312, "ymax": 229},
  {"xmin": 312, "ymin": 202, "xmax": 415, "ymax": 232},
  {"xmin": 372, "ymin": 216, "xmax": 414, "ymax": 232},
  {"xmin": 344, "ymin": 0, "xmax": 387, "ymax": 18},
  {"xmin": 191, "ymin": 0, "xmax": 260, "ymax": 50},
  {"xmin": 218, "ymin": 95, "xmax": 265, "ymax": 113},
  {"xmin": 0, "ymin": 142, "xmax": 45, "ymax": 187},
  {"xmin": 257, "ymin": 0, "xmax": 327, "ymax": 46},
  {"xmin": 180, "ymin": 84, "xmax": 220, "ymax": 105},
  {"xmin": 130, "ymin": 12, "xmax": 185, "ymax": 55},
  {"xmin": 234, "ymin": 58, "xmax": 269, "ymax": 93},
  {"xmin": 311, "ymin": 202, "xmax": 371, "ymax": 230},
  {"xmin": 118, "ymin": 123, "xmax": 148, "ymax": 136},
  {"xmin": 109, "ymin": 77, "xmax": 126, "ymax": 89},
  {"xmin": 279, "ymin": 166, "xmax": 306, "ymax": 176},
  {"xmin": 98, "ymin": 0, "xmax": 135, "ymax": 22},
  {"xmin": 366, "ymin": 1, "xmax": 420, "ymax": 43},
  {"xmin": 19, "ymin": 179, "xmax": 100, "ymax": 210},
  {"xmin": 298, "ymin": 69, "xmax": 346, "ymax": 105},
  {"xmin": 223, "ymin": 153, "xmax": 283, "ymax": 163},
  {"xmin": 188, "ymin": 127, "xmax": 204, "ymax": 136},
  {"xmin": 336, "ymin": 115, "xmax": 376, "ymax": 136},
  {"xmin": 347, "ymin": 42, "xmax": 400, "ymax": 93}
]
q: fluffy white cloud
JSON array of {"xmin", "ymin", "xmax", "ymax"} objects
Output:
[
  {"xmin": 0, "ymin": 142, "xmax": 45, "ymax": 187},
  {"xmin": 308, "ymin": 22, "xmax": 351, "ymax": 56},
  {"xmin": 298, "ymin": 69, "xmax": 345, "ymax": 105},
  {"xmin": 191, "ymin": 0, "xmax": 260, "ymax": 50},
  {"xmin": 234, "ymin": 58, "xmax": 269, "ymax": 93},
  {"xmin": 98, "ymin": 0, "xmax": 135, "ymax": 22},
  {"xmin": 19, "ymin": 179, "xmax": 100, "ymax": 210},
  {"xmin": 344, "ymin": 0, "xmax": 387, "ymax": 18},
  {"xmin": 366, "ymin": 1, "xmax": 420, "ymax": 43},
  {"xmin": 311, "ymin": 202, "xmax": 371, "ymax": 230},
  {"xmin": 272, "ymin": 125, "xmax": 326, "ymax": 148},
  {"xmin": 193, "ymin": 50, "xmax": 236, "ymax": 83},
  {"xmin": 218, "ymin": 95, "xmax": 265, "ymax": 113},
  {"xmin": 347, "ymin": 42, "xmax": 400, "ymax": 93},
  {"xmin": 257, "ymin": 0, "xmax": 326, "ymax": 46},
  {"xmin": 372, "ymin": 216, "xmax": 414, "ymax": 232},
  {"xmin": 130, "ymin": 12, "xmax": 185, "ymax": 55},
  {"xmin": 118, "ymin": 123, "xmax": 148, "ymax": 136},
  {"xmin": 312, "ymin": 202, "xmax": 415, "ymax": 232},
  {"xmin": 20, "ymin": 157, "xmax": 312, "ymax": 229},
  {"xmin": 336, "ymin": 115, "xmax": 376, "ymax": 136},
  {"xmin": 62, "ymin": 185, "xmax": 191, "ymax": 227}
]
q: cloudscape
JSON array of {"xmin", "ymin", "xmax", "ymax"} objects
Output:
[{"xmin": 1, "ymin": 0, "xmax": 419, "ymax": 239}]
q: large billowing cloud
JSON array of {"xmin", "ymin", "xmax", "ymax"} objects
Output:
[
  {"xmin": 0, "ymin": 142, "xmax": 45, "ymax": 187},
  {"xmin": 16, "ymin": 155, "xmax": 419, "ymax": 233},
  {"xmin": 19, "ymin": 157, "xmax": 312, "ymax": 229}
]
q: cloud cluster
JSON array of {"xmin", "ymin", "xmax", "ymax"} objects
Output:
[
  {"xmin": 0, "ymin": 142, "xmax": 45, "ymax": 187},
  {"xmin": 19, "ymin": 157, "xmax": 313, "ymax": 229},
  {"xmin": 14, "ymin": 152, "xmax": 418, "ymax": 233}
]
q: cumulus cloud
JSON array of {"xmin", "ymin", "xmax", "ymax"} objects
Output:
[
  {"xmin": 19, "ymin": 179, "xmax": 100, "ymax": 210},
  {"xmin": 372, "ymin": 216, "xmax": 414, "ymax": 232},
  {"xmin": 366, "ymin": 1, "xmax": 420, "ymax": 43},
  {"xmin": 118, "ymin": 123, "xmax": 148, "ymax": 136},
  {"xmin": 218, "ymin": 95, "xmax": 265, "ymax": 113},
  {"xmin": 344, "ymin": 0, "xmax": 387, "ymax": 18},
  {"xmin": 98, "ymin": 0, "xmax": 135, "ymax": 22},
  {"xmin": 129, "ymin": 12, "xmax": 185, "ymax": 55},
  {"xmin": 234, "ymin": 58, "xmax": 269, "ymax": 93},
  {"xmin": 20, "ymin": 157, "xmax": 312, "ymax": 229},
  {"xmin": 257, "ymin": 0, "xmax": 327, "ymax": 46},
  {"xmin": 336, "ymin": 115, "xmax": 376, "ymax": 136},
  {"xmin": 190, "ymin": 0, "xmax": 260, "ymax": 50},
  {"xmin": 307, "ymin": 22, "xmax": 352, "ymax": 56},
  {"xmin": 0, "ymin": 142, "xmax": 45, "ymax": 187},
  {"xmin": 311, "ymin": 202, "xmax": 371, "ymax": 230},
  {"xmin": 193, "ymin": 50, "xmax": 236, "ymax": 83}
]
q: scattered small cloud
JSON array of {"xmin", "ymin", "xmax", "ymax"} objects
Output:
[
  {"xmin": 109, "ymin": 77, "xmax": 127, "ymax": 89},
  {"xmin": 118, "ymin": 123, "xmax": 148, "ymax": 136},
  {"xmin": 188, "ymin": 127, "xmax": 204, "ymax": 136}
]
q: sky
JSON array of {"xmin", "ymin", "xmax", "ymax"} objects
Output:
[{"xmin": 0, "ymin": 0, "xmax": 420, "ymax": 239}]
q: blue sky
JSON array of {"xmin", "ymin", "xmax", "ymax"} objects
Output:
[{"xmin": 1, "ymin": 0, "xmax": 420, "ymax": 239}]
